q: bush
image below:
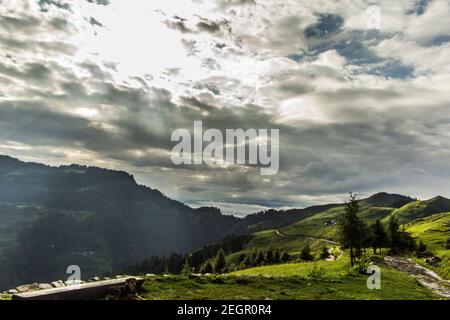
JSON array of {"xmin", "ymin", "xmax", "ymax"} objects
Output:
[
  {"xmin": 445, "ymin": 237, "xmax": 450, "ymax": 250},
  {"xmin": 307, "ymin": 264, "xmax": 326, "ymax": 281},
  {"xmin": 352, "ymin": 255, "xmax": 372, "ymax": 274},
  {"xmin": 416, "ymin": 241, "xmax": 432, "ymax": 258}
]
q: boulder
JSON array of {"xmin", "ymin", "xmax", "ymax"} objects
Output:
[{"xmin": 424, "ymin": 256, "xmax": 442, "ymax": 267}]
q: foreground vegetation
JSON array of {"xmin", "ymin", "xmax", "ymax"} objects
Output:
[
  {"xmin": 140, "ymin": 257, "xmax": 439, "ymax": 300},
  {"xmin": 407, "ymin": 212, "xmax": 450, "ymax": 279}
]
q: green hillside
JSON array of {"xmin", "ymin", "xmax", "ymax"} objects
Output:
[
  {"xmin": 389, "ymin": 196, "xmax": 450, "ymax": 225},
  {"xmin": 138, "ymin": 257, "xmax": 438, "ymax": 300},
  {"xmin": 406, "ymin": 212, "xmax": 450, "ymax": 279},
  {"xmin": 192, "ymin": 193, "xmax": 413, "ymax": 267}
]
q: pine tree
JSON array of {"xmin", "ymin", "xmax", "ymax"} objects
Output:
[
  {"xmin": 319, "ymin": 245, "xmax": 330, "ymax": 260},
  {"xmin": 200, "ymin": 260, "xmax": 213, "ymax": 274},
  {"xmin": 370, "ymin": 219, "xmax": 388, "ymax": 254},
  {"xmin": 388, "ymin": 216, "xmax": 401, "ymax": 254},
  {"xmin": 416, "ymin": 241, "xmax": 431, "ymax": 258},
  {"xmin": 182, "ymin": 257, "xmax": 191, "ymax": 275},
  {"xmin": 339, "ymin": 193, "xmax": 367, "ymax": 266},
  {"xmin": 256, "ymin": 250, "xmax": 265, "ymax": 265},
  {"xmin": 299, "ymin": 243, "xmax": 314, "ymax": 261},
  {"xmin": 280, "ymin": 251, "xmax": 290, "ymax": 262},
  {"xmin": 265, "ymin": 247, "xmax": 274, "ymax": 263},
  {"xmin": 214, "ymin": 249, "xmax": 227, "ymax": 273},
  {"xmin": 274, "ymin": 248, "xmax": 281, "ymax": 262},
  {"xmin": 250, "ymin": 250, "xmax": 258, "ymax": 266}
]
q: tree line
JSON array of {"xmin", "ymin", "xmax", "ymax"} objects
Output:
[{"xmin": 339, "ymin": 193, "xmax": 432, "ymax": 267}]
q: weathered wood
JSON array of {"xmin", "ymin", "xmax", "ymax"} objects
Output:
[{"xmin": 12, "ymin": 277, "xmax": 144, "ymax": 300}]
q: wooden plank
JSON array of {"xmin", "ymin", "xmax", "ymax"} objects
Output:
[{"xmin": 12, "ymin": 277, "xmax": 144, "ymax": 300}]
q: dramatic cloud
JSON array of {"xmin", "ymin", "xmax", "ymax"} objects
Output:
[{"xmin": 1, "ymin": 0, "xmax": 450, "ymax": 215}]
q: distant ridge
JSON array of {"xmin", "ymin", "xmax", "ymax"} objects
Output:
[
  {"xmin": 0, "ymin": 155, "xmax": 238, "ymax": 290},
  {"xmin": 390, "ymin": 195, "xmax": 450, "ymax": 224}
]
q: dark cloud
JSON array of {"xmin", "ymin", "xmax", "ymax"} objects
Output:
[
  {"xmin": 406, "ymin": 0, "xmax": 431, "ymax": 15},
  {"xmin": 89, "ymin": 17, "xmax": 103, "ymax": 28},
  {"xmin": 1, "ymin": 1, "xmax": 450, "ymax": 214},
  {"xmin": 86, "ymin": 0, "xmax": 110, "ymax": 5},
  {"xmin": 165, "ymin": 20, "xmax": 193, "ymax": 33},
  {"xmin": 38, "ymin": 0, "xmax": 71, "ymax": 11},
  {"xmin": 0, "ymin": 15, "xmax": 41, "ymax": 31},
  {"xmin": 196, "ymin": 20, "xmax": 222, "ymax": 33},
  {"xmin": 304, "ymin": 14, "xmax": 344, "ymax": 39}
]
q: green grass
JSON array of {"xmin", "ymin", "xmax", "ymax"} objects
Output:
[
  {"xmin": 230, "ymin": 257, "xmax": 348, "ymax": 278},
  {"xmin": 388, "ymin": 197, "xmax": 450, "ymax": 225},
  {"xmin": 0, "ymin": 294, "xmax": 11, "ymax": 301},
  {"xmin": 282, "ymin": 205, "xmax": 394, "ymax": 240},
  {"xmin": 225, "ymin": 204, "xmax": 394, "ymax": 265},
  {"xmin": 406, "ymin": 212, "xmax": 450, "ymax": 279},
  {"xmin": 225, "ymin": 229, "xmax": 337, "ymax": 265},
  {"xmin": 140, "ymin": 258, "xmax": 439, "ymax": 300}
]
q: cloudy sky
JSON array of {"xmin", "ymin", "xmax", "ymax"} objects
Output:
[{"xmin": 1, "ymin": 0, "xmax": 450, "ymax": 216}]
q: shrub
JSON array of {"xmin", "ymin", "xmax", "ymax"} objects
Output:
[
  {"xmin": 307, "ymin": 264, "xmax": 326, "ymax": 281},
  {"xmin": 416, "ymin": 241, "xmax": 432, "ymax": 258},
  {"xmin": 352, "ymin": 255, "xmax": 372, "ymax": 274}
]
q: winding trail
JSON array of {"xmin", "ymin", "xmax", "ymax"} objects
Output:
[
  {"xmin": 384, "ymin": 256, "xmax": 450, "ymax": 298},
  {"xmin": 274, "ymin": 230, "xmax": 338, "ymax": 245}
]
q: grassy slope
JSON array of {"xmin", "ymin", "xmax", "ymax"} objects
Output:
[
  {"xmin": 141, "ymin": 257, "xmax": 438, "ymax": 300},
  {"xmin": 225, "ymin": 204, "xmax": 394, "ymax": 265},
  {"xmin": 406, "ymin": 212, "xmax": 450, "ymax": 279},
  {"xmin": 388, "ymin": 196, "xmax": 450, "ymax": 225}
]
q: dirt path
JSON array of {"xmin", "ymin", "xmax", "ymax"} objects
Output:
[
  {"xmin": 274, "ymin": 230, "xmax": 338, "ymax": 245},
  {"xmin": 384, "ymin": 256, "xmax": 450, "ymax": 298}
]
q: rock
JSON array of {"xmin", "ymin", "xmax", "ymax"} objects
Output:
[
  {"xmin": 7, "ymin": 289, "xmax": 18, "ymax": 294},
  {"xmin": 103, "ymin": 277, "xmax": 111, "ymax": 280},
  {"xmin": 425, "ymin": 256, "xmax": 442, "ymax": 267},
  {"xmin": 145, "ymin": 274, "xmax": 155, "ymax": 277},
  {"xmin": 50, "ymin": 281, "xmax": 65, "ymax": 288},
  {"xmin": 16, "ymin": 283, "xmax": 39, "ymax": 293},
  {"xmin": 88, "ymin": 277, "xmax": 100, "ymax": 282},
  {"xmin": 38, "ymin": 283, "xmax": 53, "ymax": 290}
]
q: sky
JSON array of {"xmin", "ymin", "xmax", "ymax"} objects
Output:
[{"xmin": 1, "ymin": 0, "xmax": 450, "ymax": 216}]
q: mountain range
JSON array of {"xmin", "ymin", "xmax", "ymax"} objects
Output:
[{"xmin": 1, "ymin": 155, "xmax": 449, "ymax": 290}]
